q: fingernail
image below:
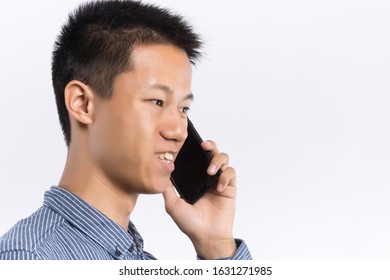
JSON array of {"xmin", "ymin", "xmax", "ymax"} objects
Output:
[
  {"xmin": 217, "ymin": 183, "xmax": 224, "ymax": 192},
  {"xmin": 208, "ymin": 164, "xmax": 217, "ymax": 174}
]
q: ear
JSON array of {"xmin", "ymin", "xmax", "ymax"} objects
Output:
[{"xmin": 64, "ymin": 80, "xmax": 95, "ymax": 125}]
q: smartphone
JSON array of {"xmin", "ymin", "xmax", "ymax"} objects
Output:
[{"xmin": 170, "ymin": 119, "xmax": 221, "ymax": 204}]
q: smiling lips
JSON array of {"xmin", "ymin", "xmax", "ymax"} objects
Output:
[
  {"xmin": 157, "ymin": 152, "xmax": 174, "ymax": 162},
  {"xmin": 157, "ymin": 152, "xmax": 175, "ymax": 172}
]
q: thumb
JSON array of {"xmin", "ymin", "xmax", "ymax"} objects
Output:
[
  {"xmin": 163, "ymin": 184, "xmax": 193, "ymax": 224},
  {"xmin": 162, "ymin": 183, "xmax": 181, "ymax": 214}
]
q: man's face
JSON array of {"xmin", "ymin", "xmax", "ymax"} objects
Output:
[{"xmin": 89, "ymin": 44, "xmax": 193, "ymax": 194}]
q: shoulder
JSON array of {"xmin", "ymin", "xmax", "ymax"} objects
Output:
[{"xmin": 0, "ymin": 206, "xmax": 65, "ymax": 259}]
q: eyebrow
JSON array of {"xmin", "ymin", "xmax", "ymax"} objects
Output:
[{"xmin": 150, "ymin": 82, "xmax": 194, "ymax": 101}]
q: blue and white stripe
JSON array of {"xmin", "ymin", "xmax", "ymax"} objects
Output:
[{"xmin": 0, "ymin": 186, "xmax": 251, "ymax": 260}]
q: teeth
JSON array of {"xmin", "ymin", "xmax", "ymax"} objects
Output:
[
  {"xmin": 158, "ymin": 152, "xmax": 174, "ymax": 161},
  {"xmin": 165, "ymin": 152, "xmax": 173, "ymax": 161}
]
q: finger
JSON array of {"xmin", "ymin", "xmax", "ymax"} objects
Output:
[
  {"xmin": 207, "ymin": 152, "xmax": 230, "ymax": 175},
  {"xmin": 201, "ymin": 140, "xmax": 219, "ymax": 155},
  {"xmin": 162, "ymin": 184, "xmax": 181, "ymax": 214},
  {"xmin": 216, "ymin": 166, "xmax": 236, "ymax": 192}
]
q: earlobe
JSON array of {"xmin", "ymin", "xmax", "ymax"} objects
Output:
[{"xmin": 64, "ymin": 80, "xmax": 94, "ymax": 125}]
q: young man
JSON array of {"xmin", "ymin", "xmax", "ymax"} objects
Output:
[{"xmin": 0, "ymin": 0, "xmax": 251, "ymax": 260}]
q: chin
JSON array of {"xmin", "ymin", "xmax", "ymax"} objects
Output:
[{"xmin": 142, "ymin": 177, "xmax": 171, "ymax": 194}]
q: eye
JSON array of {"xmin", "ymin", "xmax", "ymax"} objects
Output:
[
  {"xmin": 179, "ymin": 107, "xmax": 191, "ymax": 114},
  {"xmin": 152, "ymin": 99, "xmax": 164, "ymax": 107}
]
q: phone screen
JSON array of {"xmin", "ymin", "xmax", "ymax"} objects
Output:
[{"xmin": 170, "ymin": 119, "xmax": 221, "ymax": 204}]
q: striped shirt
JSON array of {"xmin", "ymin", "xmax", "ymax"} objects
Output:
[{"xmin": 0, "ymin": 186, "xmax": 251, "ymax": 260}]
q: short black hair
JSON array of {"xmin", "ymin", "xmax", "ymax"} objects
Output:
[{"xmin": 52, "ymin": 0, "xmax": 202, "ymax": 146}]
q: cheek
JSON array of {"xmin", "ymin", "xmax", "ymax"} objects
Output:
[
  {"xmin": 90, "ymin": 102, "xmax": 169, "ymax": 191},
  {"xmin": 89, "ymin": 106, "xmax": 132, "ymax": 164},
  {"xmin": 92, "ymin": 110, "xmax": 155, "ymax": 170}
]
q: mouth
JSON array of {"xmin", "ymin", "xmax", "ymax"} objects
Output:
[
  {"xmin": 156, "ymin": 152, "xmax": 176, "ymax": 172},
  {"xmin": 157, "ymin": 152, "xmax": 174, "ymax": 163}
]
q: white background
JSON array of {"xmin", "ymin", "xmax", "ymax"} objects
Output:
[{"xmin": 0, "ymin": 0, "xmax": 389, "ymax": 260}]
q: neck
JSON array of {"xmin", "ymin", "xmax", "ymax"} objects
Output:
[{"xmin": 59, "ymin": 142, "xmax": 138, "ymax": 231}]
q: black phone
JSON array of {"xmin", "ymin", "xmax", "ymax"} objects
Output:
[{"xmin": 170, "ymin": 119, "xmax": 221, "ymax": 204}]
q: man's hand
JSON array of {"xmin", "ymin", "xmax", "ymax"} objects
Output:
[{"xmin": 163, "ymin": 140, "xmax": 237, "ymax": 259}]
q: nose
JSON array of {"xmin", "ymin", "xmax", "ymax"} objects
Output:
[{"xmin": 159, "ymin": 110, "xmax": 188, "ymax": 143}]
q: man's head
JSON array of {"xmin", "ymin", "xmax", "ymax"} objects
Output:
[
  {"xmin": 53, "ymin": 0, "xmax": 202, "ymax": 194},
  {"xmin": 52, "ymin": 0, "xmax": 202, "ymax": 146}
]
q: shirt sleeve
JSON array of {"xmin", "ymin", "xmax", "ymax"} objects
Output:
[{"xmin": 197, "ymin": 239, "xmax": 252, "ymax": 260}]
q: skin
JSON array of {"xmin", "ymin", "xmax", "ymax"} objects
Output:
[{"xmin": 60, "ymin": 43, "xmax": 236, "ymax": 259}]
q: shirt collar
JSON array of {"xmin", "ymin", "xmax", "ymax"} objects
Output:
[{"xmin": 43, "ymin": 186, "xmax": 144, "ymax": 259}]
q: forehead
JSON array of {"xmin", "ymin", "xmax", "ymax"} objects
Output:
[
  {"xmin": 112, "ymin": 44, "xmax": 193, "ymax": 97},
  {"xmin": 130, "ymin": 43, "xmax": 191, "ymax": 70},
  {"xmin": 130, "ymin": 44, "xmax": 192, "ymax": 86}
]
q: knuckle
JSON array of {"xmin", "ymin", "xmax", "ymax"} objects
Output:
[
  {"xmin": 220, "ymin": 152, "xmax": 230, "ymax": 161},
  {"xmin": 214, "ymin": 152, "xmax": 229, "ymax": 163},
  {"xmin": 221, "ymin": 166, "xmax": 235, "ymax": 179},
  {"xmin": 226, "ymin": 166, "xmax": 236, "ymax": 175}
]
